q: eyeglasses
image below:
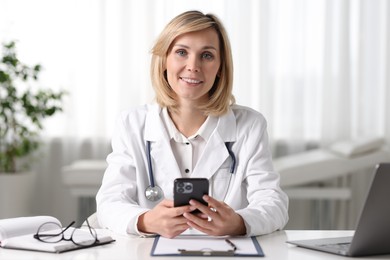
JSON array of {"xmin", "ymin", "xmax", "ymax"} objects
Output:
[{"xmin": 33, "ymin": 219, "xmax": 98, "ymax": 246}]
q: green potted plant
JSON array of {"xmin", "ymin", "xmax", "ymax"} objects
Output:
[{"xmin": 0, "ymin": 41, "xmax": 66, "ymax": 217}]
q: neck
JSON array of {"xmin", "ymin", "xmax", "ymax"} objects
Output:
[{"xmin": 168, "ymin": 105, "xmax": 207, "ymax": 138}]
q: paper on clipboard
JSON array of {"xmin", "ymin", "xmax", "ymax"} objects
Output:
[{"xmin": 151, "ymin": 235, "xmax": 264, "ymax": 257}]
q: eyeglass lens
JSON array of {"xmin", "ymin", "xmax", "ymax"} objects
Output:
[
  {"xmin": 71, "ymin": 222, "xmax": 97, "ymax": 246},
  {"xmin": 35, "ymin": 222, "xmax": 64, "ymax": 243},
  {"xmin": 35, "ymin": 220, "xmax": 97, "ymax": 246}
]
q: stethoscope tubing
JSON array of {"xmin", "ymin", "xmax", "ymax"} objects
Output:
[
  {"xmin": 146, "ymin": 141, "xmax": 156, "ymax": 187},
  {"xmin": 225, "ymin": 142, "xmax": 236, "ymax": 174}
]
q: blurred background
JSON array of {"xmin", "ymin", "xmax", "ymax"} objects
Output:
[{"xmin": 1, "ymin": 0, "xmax": 389, "ymax": 230}]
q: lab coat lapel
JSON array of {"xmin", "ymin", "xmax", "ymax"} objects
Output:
[
  {"xmin": 151, "ymin": 140, "xmax": 181, "ymax": 181},
  {"xmin": 144, "ymin": 105, "xmax": 181, "ymax": 182},
  {"xmin": 192, "ymin": 134, "xmax": 229, "ymax": 179},
  {"xmin": 192, "ymin": 109, "xmax": 237, "ymax": 179}
]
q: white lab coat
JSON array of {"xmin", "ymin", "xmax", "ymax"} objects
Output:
[{"xmin": 96, "ymin": 103, "xmax": 289, "ymax": 236}]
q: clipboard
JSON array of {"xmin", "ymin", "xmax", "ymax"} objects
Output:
[{"xmin": 150, "ymin": 235, "xmax": 264, "ymax": 257}]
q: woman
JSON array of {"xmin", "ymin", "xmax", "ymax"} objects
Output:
[{"xmin": 96, "ymin": 10, "xmax": 288, "ymax": 238}]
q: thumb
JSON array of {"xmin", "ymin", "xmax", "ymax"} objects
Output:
[{"xmin": 159, "ymin": 199, "xmax": 174, "ymax": 208}]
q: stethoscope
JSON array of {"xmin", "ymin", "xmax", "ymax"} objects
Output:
[{"xmin": 144, "ymin": 140, "xmax": 236, "ymax": 201}]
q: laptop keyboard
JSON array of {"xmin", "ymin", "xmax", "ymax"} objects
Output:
[{"xmin": 317, "ymin": 242, "xmax": 351, "ymax": 251}]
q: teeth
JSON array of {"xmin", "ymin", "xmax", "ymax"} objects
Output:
[{"xmin": 181, "ymin": 77, "xmax": 201, "ymax": 84}]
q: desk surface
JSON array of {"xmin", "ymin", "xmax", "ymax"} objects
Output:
[{"xmin": 1, "ymin": 230, "xmax": 389, "ymax": 259}]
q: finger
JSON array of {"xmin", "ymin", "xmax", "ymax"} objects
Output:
[
  {"xmin": 172, "ymin": 205, "xmax": 196, "ymax": 217},
  {"xmin": 185, "ymin": 217, "xmax": 214, "ymax": 235},
  {"xmin": 175, "ymin": 214, "xmax": 194, "ymax": 224},
  {"xmin": 183, "ymin": 212, "xmax": 213, "ymax": 229},
  {"xmin": 197, "ymin": 213, "xmax": 208, "ymax": 219},
  {"xmin": 174, "ymin": 222, "xmax": 191, "ymax": 231},
  {"xmin": 187, "ymin": 222, "xmax": 212, "ymax": 234},
  {"xmin": 162, "ymin": 224, "xmax": 190, "ymax": 239},
  {"xmin": 189, "ymin": 210, "xmax": 208, "ymax": 219},
  {"xmin": 159, "ymin": 199, "xmax": 174, "ymax": 207},
  {"xmin": 189, "ymin": 199, "xmax": 219, "ymax": 219},
  {"xmin": 203, "ymin": 195, "xmax": 229, "ymax": 214},
  {"xmin": 203, "ymin": 195, "xmax": 223, "ymax": 209}
]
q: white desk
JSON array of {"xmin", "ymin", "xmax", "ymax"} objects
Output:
[{"xmin": 1, "ymin": 230, "xmax": 389, "ymax": 259}]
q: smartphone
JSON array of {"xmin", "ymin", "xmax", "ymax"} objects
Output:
[{"xmin": 173, "ymin": 178, "xmax": 209, "ymax": 213}]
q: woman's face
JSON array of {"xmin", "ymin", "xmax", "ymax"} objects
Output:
[{"xmin": 165, "ymin": 28, "xmax": 221, "ymax": 107}]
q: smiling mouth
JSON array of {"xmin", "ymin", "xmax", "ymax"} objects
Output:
[{"xmin": 180, "ymin": 77, "xmax": 203, "ymax": 84}]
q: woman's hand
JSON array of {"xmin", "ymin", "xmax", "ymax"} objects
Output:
[
  {"xmin": 183, "ymin": 195, "xmax": 246, "ymax": 236},
  {"xmin": 137, "ymin": 199, "xmax": 195, "ymax": 238}
]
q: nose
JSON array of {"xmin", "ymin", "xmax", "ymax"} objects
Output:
[{"xmin": 186, "ymin": 55, "xmax": 200, "ymax": 72}]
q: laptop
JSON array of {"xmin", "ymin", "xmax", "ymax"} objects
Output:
[{"xmin": 287, "ymin": 163, "xmax": 390, "ymax": 257}]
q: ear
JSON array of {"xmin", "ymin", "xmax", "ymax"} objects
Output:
[
  {"xmin": 161, "ymin": 56, "xmax": 167, "ymax": 71},
  {"xmin": 217, "ymin": 67, "xmax": 222, "ymax": 77}
]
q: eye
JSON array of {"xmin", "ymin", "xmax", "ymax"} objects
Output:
[
  {"xmin": 202, "ymin": 52, "xmax": 214, "ymax": 60},
  {"xmin": 176, "ymin": 49, "xmax": 187, "ymax": 56}
]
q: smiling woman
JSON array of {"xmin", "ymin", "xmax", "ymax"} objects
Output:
[{"xmin": 96, "ymin": 10, "xmax": 289, "ymax": 238}]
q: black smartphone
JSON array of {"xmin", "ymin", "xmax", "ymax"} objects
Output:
[{"xmin": 173, "ymin": 178, "xmax": 209, "ymax": 213}]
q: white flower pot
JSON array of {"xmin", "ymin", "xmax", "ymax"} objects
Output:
[{"xmin": 0, "ymin": 171, "xmax": 35, "ymax": 219}]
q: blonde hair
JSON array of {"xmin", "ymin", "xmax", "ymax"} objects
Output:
[{"xmin": 150, "ymin": 10, "xmax": 235, "ymax": 116}]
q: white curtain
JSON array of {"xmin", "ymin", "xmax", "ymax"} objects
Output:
[{"xmin": 1, "ymin": 0, "xmax": 389, "ymax": 227}]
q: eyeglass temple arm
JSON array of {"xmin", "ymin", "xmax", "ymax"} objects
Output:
[
  {"xmin": 85, "ymin": 219, "xmax": 97, "ymax": 236},
  {"xmin": 60, "ymin": 221, "xmax": 76, "ymax": 234}
]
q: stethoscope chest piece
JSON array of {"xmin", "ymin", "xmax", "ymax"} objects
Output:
[
  {"xmin": 145, "ymin": 185, "xmax": 164, "ymax": 202},
  {"xmin": 145, "ymin": 141, "xmax": 164, "ymax": 201}
]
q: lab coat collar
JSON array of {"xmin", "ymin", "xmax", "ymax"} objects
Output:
[
  {"xmin": 144, "ymin": 104, "xmax": 237, "ymax": 180},
  {"xmin": 215, "ymin": 107, "xmax": 237, "ymax": 142},
  {"xmin": 144, "ymin": 104, "xmax": 182, "ymax": 180},
  {"xmin": 144, "ymin": 104, "xmax": 236, "ymax": 141},
  {"xmin": 192, "ymin": 108, "xmax": 237, "ymax": 179},
  {"xmin": 144, "ymin": 104, "xmax": 166, "ymax": 142},
  {"xmin": 161, "ymin": 107, "xmax": 218, "ymax": 143}
]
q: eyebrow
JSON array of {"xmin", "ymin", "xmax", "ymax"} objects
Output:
[{"xmin": 173, "ymin": 44, "xmax": 218, "ymax": 51}]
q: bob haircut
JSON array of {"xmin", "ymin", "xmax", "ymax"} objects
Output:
[{"xmin": 150, "ymin": 10, "xmax": 235, "ymax": 116}]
